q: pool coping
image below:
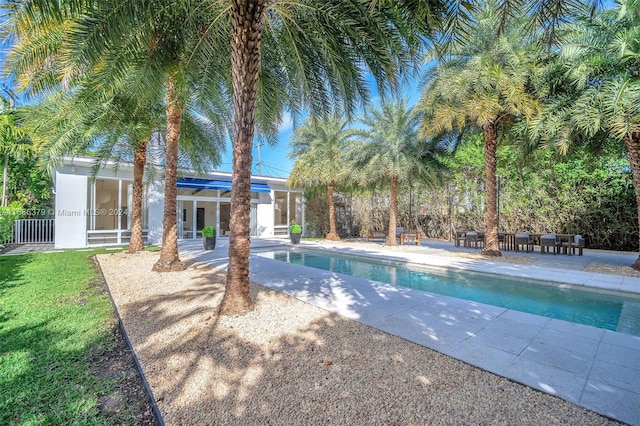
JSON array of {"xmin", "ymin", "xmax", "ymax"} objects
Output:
[
  {"xmin": 296, "ymin": 242, "xmax": 640, "ymax": 296},
  {"xmin": 180, "ymin": 239, "xmax": 640, "ymax": 425}
]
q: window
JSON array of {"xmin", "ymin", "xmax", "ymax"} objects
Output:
[
  {"xmin": 88, "ymin": 178, "xmax": 132, "ymax": 231},
  {"xmin": 274, "ymin": 191, "xmax": 303, "ymax": 227},
  {"xmin": 274, "ymin": 191, "xmax": 288, "ymax": 226}
]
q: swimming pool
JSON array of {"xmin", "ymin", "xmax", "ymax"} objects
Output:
[{"xmin": 258, "ymin": 248, "xmax": 640, "ymax": 336}]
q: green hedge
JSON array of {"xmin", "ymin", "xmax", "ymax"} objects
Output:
[{"xmin": 0, "ymin": 202, "xmax": 24, "ymax": 243}]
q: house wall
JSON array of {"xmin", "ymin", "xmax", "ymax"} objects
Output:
[
  {"xmin": 54, "ymin": 158, "xmax": 302, "ymax": 247},
  {"xmin": 54, "ymin": 172, "xmax": 88, "ymax": 248},
  {"xmin": 256, "ymin": 191, "xmax": 274, "ymax": 237},
  {"xmin": 147, "ymin": 181, "xmax": 164, "ymax": 245}
]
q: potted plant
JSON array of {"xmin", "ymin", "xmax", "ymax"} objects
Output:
[
  {"xmin": 202, "ymin": 225, "xmax": 216, "ymax": 250},
  {"xmin": 289, "ymin": 222, "xmax": 302, "ymax": 244}
]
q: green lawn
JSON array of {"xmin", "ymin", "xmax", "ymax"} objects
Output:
[{"xmin": 0, "ymin": 248, "xmax": 142, "ymax": 425}]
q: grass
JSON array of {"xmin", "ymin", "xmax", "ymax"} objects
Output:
[{"xmin": 0, "ymin": 248, "xmax": 140, "ymax": 425}]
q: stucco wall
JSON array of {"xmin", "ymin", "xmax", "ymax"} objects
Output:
[
  {"xmin": 54, "ymin": 172, "xmax": 88, "ymax": 249},
  {"xmin": 147, "ymin": 181, "xmax": 164, "ymax": 245},
  {"xmin": 256, "ymin": 191, "xmax": 275, "ymax": 237}
]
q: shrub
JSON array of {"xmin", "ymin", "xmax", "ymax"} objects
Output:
[
  {"xmin": 289, "ymin": 223, "xmax": 302, "ymax": 234},
  {"xmin": 0, "ymin": 202, "xmax": 24, "ymax": 243},
  {"xmin": 202, "ymin": 226, "xmax": 216, "ymax": 238}
]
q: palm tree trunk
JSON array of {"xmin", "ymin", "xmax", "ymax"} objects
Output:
[
  {"xmin": 626, "ymin": 134, "xmax": 640, "ymax": 270},
  {"xmin": 220, "ymin": 0, "xmax": 265, "ymax": 316},
  {"xmin": 1, "ymin": 154, "xmax": 8, "ymax": 207},
  {"xmin": 481, "ymin": 121, "xmax": 501, "ymax": 257},
  {"xmin": 387, "ymin": 175, "xmax": 398, "ymax": 246},
  {"xmin": 129, "ymin": 140, "xmax": 147, "ymax": 253},
  {"xmin": 152, "ymin": 75, "xmax": 185, "ymax": 272},
  {"xmin": 326, "ymin": 181, "xmax": 340, "ymax": 241}
]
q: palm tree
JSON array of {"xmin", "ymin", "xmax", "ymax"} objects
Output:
[
  {"xmin": 529, "ymin": 0, "xmax": 640, "ymax": 268},
  {"xmin": 5, "ymin": 0, "xmax": 230, "ymax": 265},
  {"xmin": 218, "ymin": 0, "xmax": 438, "ymax": 315},
  {"xmin": 22, "ymin": 83, "xmax": 227, "ymax": 254},
  {"xmin": 289, "ymin": 117, "xmax": 356, "ymax": 241},
  {"xmin": 22, "ymin": 89, "xmax": 165, "ymax": 253},
  {"xmin": 417, "ymin": 2, "xmax": 544, "ymax": 256},
  {"xmin": 7, "ymin": 0, "xmax": 461, "ymax": 313},
  {"xmin": 353, "ymin": 99, "xmax": 443, "ymax": 245},
  {"xmin": 435, "ymin": 0, "xmax": 602, "ymax": 51}
]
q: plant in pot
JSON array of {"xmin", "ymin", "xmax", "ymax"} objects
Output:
[
  {"xmin": 289, "ymin": 222, "xmax": 302, "ymax": 244},
  {"xmin": 202, "ymin": 225, "xmax": 216, "ymax": 250}
]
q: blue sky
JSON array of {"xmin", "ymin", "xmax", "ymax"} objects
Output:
[{"xmin": 218, "ymin": 113, "xmax": 297, "ymax": 178}]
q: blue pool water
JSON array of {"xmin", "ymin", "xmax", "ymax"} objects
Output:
[{"xmin": 259, "ymin": 249, "xmax": 640, "ymax": 336}]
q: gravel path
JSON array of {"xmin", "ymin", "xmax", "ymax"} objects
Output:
[{"xmin": 97, "ymin": 251, "xmax": 621, "ymax": 425}]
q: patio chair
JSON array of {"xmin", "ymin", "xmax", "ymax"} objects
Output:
[
  {"xmin": 368, "ymin": 230, "xmax": 386, "ymax": 242},
  {"xmin": 514, "ymin": 232, "xmax": 534, "ymax": 252},
  {"xmin": 465, "ymin": 231, "xmax": 484, "ymax": 248},
  {"xmin": 540, "ymin": 233, "xmax": 561, "ymax": 255},
  {"xmin": 562, "ymin": 234, "xmax": 585, "ymax": 256},
  {"xmin": 400, "ymin": 230, "xmax": 419, "ymax": 245}
]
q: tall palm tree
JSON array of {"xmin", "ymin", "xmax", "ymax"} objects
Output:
[
  {"xmin": 218, "ymin": 0, "xmax": 438, "ymax": 315},
  {"xmin": 289, "ymin": 117, "xmax": 356, "ymax": 241},
  {"xmin": 5, "ymin": 0, "xmax": 230, "ymax": 266},
  {"xmin": 530, "ymin": 0, "xmax": 640, "ymax": 268},
  {"xmin": 9, "ymin": 0, "xmax": 442, "ymax": 313},
  {"xmin": 23, "ymin": 89, "xmax": 163, "ymax": 253},
  {"xmin": 353, "ymin": 99, "xmax": 443, "ymax": 245},
  {"xmin": 22, "ymin": 83, "xmax": 227, "ymax": 253},
  {"xmin": 417, "ymin": 2, "xmax": 544, "ymax": 256}
]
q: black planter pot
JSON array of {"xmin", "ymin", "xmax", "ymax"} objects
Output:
[
  {"xmin": 290, "ymin": 233, "xmax": 301, "ymax": 244},
  {"xmin": 203, "ymin": 236, "xmax": 216, "ymax": 250}
]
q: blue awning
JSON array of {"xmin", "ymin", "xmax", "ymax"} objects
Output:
[
  {"xmin": 250, "ymin": 182, "xmax": 271, "ymax": 193},
  {"xmin": 177, "ymin": 178, "xmax": 271, "ymax": 193}
]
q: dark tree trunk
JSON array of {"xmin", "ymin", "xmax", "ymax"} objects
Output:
[
  {"xmin": 129, "ymin": 140, "xmax": 147, "ymax": 253},
  {"xmin": 387, "ymin": 175, "xmax": 398, "ymax": 246},
  {"xmin": 220, "ymin": 0, "xmax": 265, "ymax": 316},
  {"xmin": 326, "ymin": 181, "xmax": 340, "ymax": 241},
  {"xmin": 626, "ymin": 134, "xmax": 640, "ymax": 270},
  {"xmin": 153, "ymin": 75, "xmax": 185, "ymax": 272},
  {"xmin": 481, "ymin": 120, "xmax": 501, "ymax": 257}
]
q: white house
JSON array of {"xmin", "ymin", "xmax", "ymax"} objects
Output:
[{"xmin": 53, "ymin": 157, "xmax": 304, "ymax": 249}]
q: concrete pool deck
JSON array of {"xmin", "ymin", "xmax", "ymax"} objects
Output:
[{"xmin": 180, "ymin": 238, "xmax": 640, "ymax": 425}]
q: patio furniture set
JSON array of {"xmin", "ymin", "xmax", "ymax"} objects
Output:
[
  {"xmin": 455, "ymin": 231, "xmax": 585, "ymax": 256},
  {"xmin": 367, "ymin": 227, "xmax": 422, "ymax": 245}
]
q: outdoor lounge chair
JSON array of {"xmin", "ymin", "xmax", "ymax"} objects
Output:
[
  {"xmin": 465, "ymin": 231, "xmax": 484, "ymax": 248},
  {"xmin": 562, "ymin": 234, "xmax": 585, "ymax": 256},
  {"xmin": 540, "ymin": 233, "xmax": 561, "ymax": 254},
  {"xmin": 514, "ymin": 232, "xmax": 534, "ymax": 252}
]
